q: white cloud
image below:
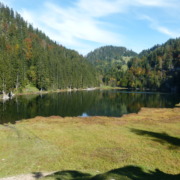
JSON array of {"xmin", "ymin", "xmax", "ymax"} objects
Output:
[
  {"xmin": 135, "ymin": 0, "xmax": 175, "ymax": 7},
  {"xmin": 140, "ymin": 15, "xmax": 180, "ymax": 37},
  {"xmin": 157, "ymin": 27, "xmax": 179, "ymax": 37},
  {"xmin": 17, "ymin": 0, "xmax": 180, "ymax": 54},
  {"xmin": 20, "ymin": 9, "xmax": 38, "ymax": 26},
  {"xmin": 45, "ymin": 2, "xmax": 121, "ymax": 43},
  {"xmin": 76, "ymin": 0, "xmax": 123, "ymax": 17},
  {"xmin": 20, "ymin": 1, "xmax": 123, "ymax": 55}
]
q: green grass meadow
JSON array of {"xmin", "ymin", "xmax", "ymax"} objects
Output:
[{"xmin": 0, "ymin": 107, "xmax": 179, "ymax": 179}]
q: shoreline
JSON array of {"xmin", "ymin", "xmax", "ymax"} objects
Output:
[
  {"xmin": 0, "ymin": 86, "xmax": 128, "ymax": 98},
  {"xmin": 1, "ymin": 86, "xmax": 179, "ymax": 99}
]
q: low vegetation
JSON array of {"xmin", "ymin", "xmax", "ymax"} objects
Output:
[{"xmin": 0, "ymin": 107, "xmax": 179, "ymax": 179}]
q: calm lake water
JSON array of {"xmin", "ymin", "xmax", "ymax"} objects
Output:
[{"xmin": 0, "ymin": 90, "xmax": 180, "ymax": 124}]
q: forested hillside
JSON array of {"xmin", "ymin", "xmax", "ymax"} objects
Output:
[
  {"xmin": 125, "ymin": 38, "xmax": 180, "ymax": 92},
  {"xmin": 87, "ymin": 40, "xmax": 180, "ymax": 92},
  {"xmin": 86, "ymin": 46, "xmax": 137, "ymax": 86},
  {"xmin": 87, "ymin": 46, "xmax": 137, "ymax": 63},
  {"xmin": 0, "ymin": 3, "xmax": 98, "ymax": 94}
]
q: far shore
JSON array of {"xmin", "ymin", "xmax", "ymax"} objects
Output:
[
  {"xmin": 0, "ymin": 86, "xmax": 128, "ymax": 99},
  {"xmin": 1, "ymin": 86, "xmax": 177, "ymax": 101}
]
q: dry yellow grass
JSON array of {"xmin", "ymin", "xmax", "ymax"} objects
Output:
[{"xmin": 0, "ymin": 107, "xmax": 179, "ymax": 178}]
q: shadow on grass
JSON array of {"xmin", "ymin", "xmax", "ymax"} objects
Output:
[
  {"xmin": 43, "ymin": 170, "xmax": 92, "ymax": 180},
  {"xmin": 33, "ymin": 172, "xmax": 44, "ymax": 179},
  {"xmin": 38, "ymin": 166, "xmax": 180, "ymax": 180},
  {"xmin": 131, "ymin": 128, "xmax": 180, "ymax": 148}
]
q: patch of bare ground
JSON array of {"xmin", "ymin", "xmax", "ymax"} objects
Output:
[{"xmin": 0, "ymin": 172, "xmax": 54, "ymax": 180}]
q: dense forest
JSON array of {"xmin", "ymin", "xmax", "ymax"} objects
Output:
[
  {"xmin": 0, "ymin": 3, "xmax": 98, "ymax": 95},
  {"xmin": 87, "ymin": 40, "xmax": 180, "ymax": 92},
  {"xmin": 86, "ymin": 46, "xmax": 137, "ymax": 86},
  {"xmin": 86, "ymin": 46, "xmax": 137, "ymax": 63},
  {"xmin": 125, "ymin": 38, "xmax": 180, "ymax": 92}
]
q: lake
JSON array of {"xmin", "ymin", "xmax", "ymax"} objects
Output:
[{"xmin": 0, "ymin": 89, "xmax": 180, "ymax": 124}]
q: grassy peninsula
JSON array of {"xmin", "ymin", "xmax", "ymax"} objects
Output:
[{"xmin": 0, "ymin": 107, "xmax": 179, "ymax": 179}]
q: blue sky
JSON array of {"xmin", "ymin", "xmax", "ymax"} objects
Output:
[{"xmin": 1, "ymin": 0, "xmax": 180, "ymax": 55}]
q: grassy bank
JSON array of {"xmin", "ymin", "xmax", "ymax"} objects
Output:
[
  {"xmin": 99, "ymin": 85, "xmax": 127, "ymax": 90},
  {"xmin": 0, "ymin": 107, "xmax": 180, "ymax": 179},
  {"xmin": 12, "ymin": 85, "xmax": 98, "ymax": 96}
]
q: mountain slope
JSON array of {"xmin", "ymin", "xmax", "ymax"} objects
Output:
[
  {"xmin": 87, "ymin": 45, "xmax": 137, "ymax": 60},
  {"xmin": 0, "ymin": 3, "xmax": 98, "ymax": 94},
  {"xmin": 86, "ymin": 39, "xmax": 180, "ymax": 92},
  {"xmin": 125, "ymin": 38, "xmax": 180, "ymax": 91},
  {"xmin": 86, "ymin": 46, "xmax": 137, "ymax": 86}
]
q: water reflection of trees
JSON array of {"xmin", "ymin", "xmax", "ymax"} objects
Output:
[
  {"xmin": 87, "ymin": 90, "xmax": 180, "ymax": 117},
  {"xmin": 0, "ymin": 90, "xmax": 179, "ymax": 124}
]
